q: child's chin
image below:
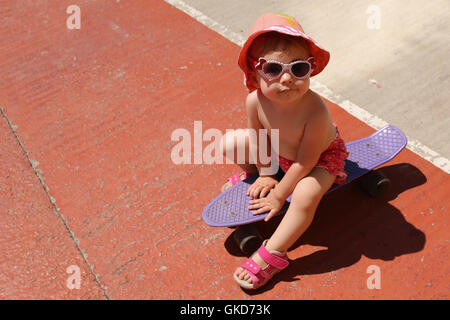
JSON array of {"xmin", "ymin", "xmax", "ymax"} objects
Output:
[{"xmin": 277, "ymin": 89, "xmax": 301, "ymax": 100}]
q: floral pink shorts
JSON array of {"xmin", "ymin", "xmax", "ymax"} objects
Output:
[{"xmin": 278, "ymin": 127, "xmax": 349, "ymax": 184}]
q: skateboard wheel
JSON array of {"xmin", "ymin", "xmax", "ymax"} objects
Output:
[
  {"xmin": 233, "ymin": 224, "xmax": 262, "ymax": 255},
  {"xmin": 360, "ymin": 170, "xmax": 391, "ymax": 198}
]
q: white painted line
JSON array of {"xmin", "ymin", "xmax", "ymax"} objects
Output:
[
  {"xmin": 165, "ymin": 0, "xmax": 450, "ymax": 174},
  {"xmin": 165, "ymin": 0, "xmax": 244, "ymax": 46}
]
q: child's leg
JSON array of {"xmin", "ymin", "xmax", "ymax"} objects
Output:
[
  {"xmin": 265, "ymin": 167, "xmax": 336, "ymax": 251},
  {"xmin": 220, "ymin": 129, "xmax": 259, "ymax": 174},
  {"xmin": 235, "ymin": 167, "xmax": 336, "ymax": 284}
]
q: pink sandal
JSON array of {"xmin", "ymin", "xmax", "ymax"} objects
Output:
[
  {"xmin": 221, "ymin": 172, "xmax": 250, "ymax": 192},
  {"xmin": 233, "ymin": 240, "xmax": 289, "ymax": 289}
]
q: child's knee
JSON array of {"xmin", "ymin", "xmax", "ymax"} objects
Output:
[
  {"xmin": 290, "ymin": 180, "xmax": 325, "ymax": 211},
  {"xmin": 221, "ymin": 129, "xmax": 255, "ymax": 162}
]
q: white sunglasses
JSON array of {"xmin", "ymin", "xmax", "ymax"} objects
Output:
[{"xmin": 248, "ymin": 56, "xmax": 315, "ymax": 80}]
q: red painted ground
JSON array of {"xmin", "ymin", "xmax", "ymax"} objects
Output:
[{"xmin": 0, "ymin": 0, "xmax": 448, "ymax": 299}]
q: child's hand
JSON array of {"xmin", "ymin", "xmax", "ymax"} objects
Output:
[
  {"xmin": 248, "ymin": 189, "xmax": 285, "ymax": 222},
  {"xmin": 246, "ymin": 175, "xmax": 278, "ymax": 199}
]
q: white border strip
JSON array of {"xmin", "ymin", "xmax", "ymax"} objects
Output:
[
  {"xmin": 165, "ymin": 0, "xmax": 450, "ymax": 174},
  {"xmin": 165, "ymin": 0, "xmax": 244, "ymax": 46}
]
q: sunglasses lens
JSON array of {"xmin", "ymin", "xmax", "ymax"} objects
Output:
[
  {"xmin": 291, "ymin": 62, "xmax": 310, "ymax": 78},
  {"xmin": 262, "ymin": 62, "xmax": 283, "ymax": 77}
]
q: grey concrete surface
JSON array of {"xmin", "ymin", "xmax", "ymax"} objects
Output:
[{"xmin": 178, "ymin": 0, "xmax": 450, "ymax": 164}]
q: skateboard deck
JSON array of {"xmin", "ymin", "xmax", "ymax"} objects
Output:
[{"xmin": 202, "ymin": 125, "xmax": 407, "ymax": 227}]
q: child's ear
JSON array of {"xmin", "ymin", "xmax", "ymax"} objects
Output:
[{"xmin": 247, "ymin": 71, "xmax": 260, "ymax": 89}]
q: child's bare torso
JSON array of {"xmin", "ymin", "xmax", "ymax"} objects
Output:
[{"xmin": 254, "ymin": 89, "xmax": 336, "ymax": 161}]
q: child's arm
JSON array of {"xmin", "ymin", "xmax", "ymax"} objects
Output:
[
  {"xmin": 272, "ymin": 109, "xmax": 330, "ymax": 201},
  {"xmin": 245, "ymin": 92, "xmax": 273, "ymax": 176},
  {"xmin": 246, "ymin": 92, "xmax": 279, "ymax": 199}
]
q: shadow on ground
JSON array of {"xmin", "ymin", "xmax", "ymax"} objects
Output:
[{"xmin": 224, "ymin": 163, "xmax": 427, "ymax": 294}]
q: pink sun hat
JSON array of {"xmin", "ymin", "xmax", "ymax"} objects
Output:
[{"xmin": 238, "ymin": 13, "xmax": 330, "ymax": 92}]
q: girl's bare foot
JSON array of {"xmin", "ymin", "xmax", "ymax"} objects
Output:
[
  {"xmin": 234, "ymin": 251, "xmax": 269, "ymax": 284},
  {"xmin": 233, "ymin": 240, "xmax": 288, "ymax": 288}
]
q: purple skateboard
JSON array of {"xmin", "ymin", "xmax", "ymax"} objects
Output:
[{"xmin": 202, "ymin": 125, "xmax": 407, "ymax": 228}]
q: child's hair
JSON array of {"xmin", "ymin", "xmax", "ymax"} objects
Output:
[{"xmin": 247, "ymin": 31, "xmax": 311, "ymax": 60}]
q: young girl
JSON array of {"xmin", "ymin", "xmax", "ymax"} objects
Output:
[{"xmin": 220, "ymin": 13, "xmax": 349, "ymax": 289}]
